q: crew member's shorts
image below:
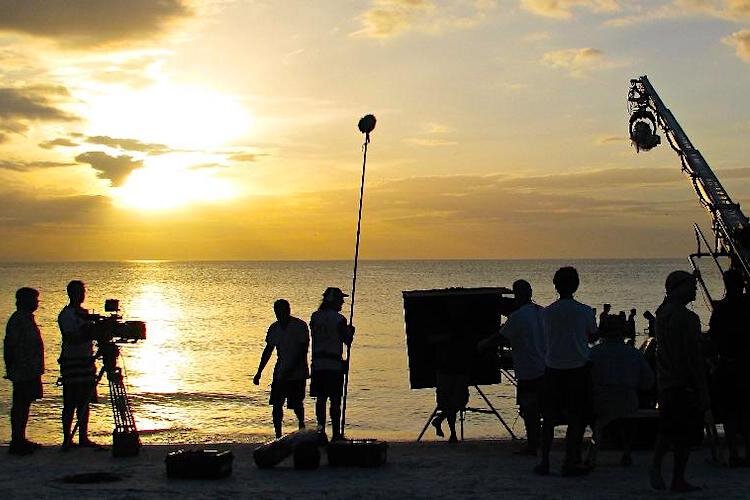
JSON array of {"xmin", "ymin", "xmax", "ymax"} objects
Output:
[
  {"xmin": 310, "ymin": 370, "xmax": 344, "ymax": 399},
  {"xmin": 658, "ymin": 387, "xmax": 704, "ymax": 446},
  {"xmin": 516, "ymin": 375, "xmax": 544, "ymax": 412},
  {"xmin": 269, "ymin": 379, "xmax": 306, "ymax": 408},
  {"xmin": 63, "ymin": 381, "xmax": 97, "ymax": 407},
  {"xmin": 542, "ymin": 364, "xmax": 591, "ymax": 425},
  {"xmin": 436, "ymin": 372, "xmax": 470, "ymax": 414},
  {"xmin": 12, "ymin": 377, "xmax": 43, "ymax": 403}
]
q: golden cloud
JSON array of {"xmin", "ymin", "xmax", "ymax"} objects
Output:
[
  {"xmin": 0, "ymin": 0, "xmax": 192, "ymax": 48},
  {"xmin": 723, "ymin": 28, "xmax": 750, "ymax": 61},
  {"xmin": 521, "ymin": 0, "xmax": 620, "ymax": 19},
  {"xmin": 353, "ymin": 0, "xmax": 495, "ymax": 38},
  {"xmin": 541, "ymin": 47, "xmax": 607, "ymax": 77},
  {"xmin": 606, "ymin": 0, "xmax": 750, "ymax": 27}
]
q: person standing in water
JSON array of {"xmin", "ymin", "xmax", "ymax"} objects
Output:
[{"xmin": 254, "ymin": 299, "xmax": 310, "ymax": 438}]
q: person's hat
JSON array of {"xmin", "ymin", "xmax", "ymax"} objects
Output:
[
  {"xmin": 323, "ymin": 287, "xmax": 349, "ymax": 302},
  {"xmin": 665, "ymin": 270, "xmax": 695, "ymax": 293}
]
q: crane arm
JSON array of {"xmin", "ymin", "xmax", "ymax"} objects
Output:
[{"xmin": 628, "ymin": 75, "xmax": 750, "ymax": 284}]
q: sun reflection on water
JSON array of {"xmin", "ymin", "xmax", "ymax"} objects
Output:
[{"xmin": 122, "ymin": 284, "xmax": 182, "ymax": 395}]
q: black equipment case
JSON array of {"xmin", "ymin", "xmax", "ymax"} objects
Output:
[
  {"xmin": 253, "ymin": 429, "xmax": 324, "ymax": 469},
  {"xmin": 165, "ymin": 449, "xmax": 234, "ymax": 479},
  {"xmin": 327, "ymin": 439, "xmax": 388, "ymax": 467}
]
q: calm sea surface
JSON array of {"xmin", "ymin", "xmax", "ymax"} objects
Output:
[{"xmin": 0, "ymin": 260, "xmax": 723, "ymax": 445}]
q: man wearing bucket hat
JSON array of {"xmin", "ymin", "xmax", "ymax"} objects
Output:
[
  {"xmin": 649, "ymin": 270, "xmax": 711, "ymax": 493},
  {"xmin": 310, "ymin": 287, "xmax": 355, "ymax": 441}
]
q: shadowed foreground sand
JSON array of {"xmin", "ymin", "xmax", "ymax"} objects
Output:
[{"xmin": 1, "ymin": 439, "xmax": 748, "ymax": 499}]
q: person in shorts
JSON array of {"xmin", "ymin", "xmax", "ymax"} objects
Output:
[
  {"xmin": 535, "ymin": 266, "xmax": 597, "ymax": 477},
  {"xmin": 4, "ymin": 287, "xmax": 45, "ymax": 455},
  {"xmin": 309, "ymin": 287, "xmax": 354, "ymax": 441},
  {"xmin": 58, "ymin": 280, "xmax": 99, "ymax": 450},
  {"xmin": 254, "ymin": 299, "xmax": 310, "ymax": 438},
  {"xmin": 649, "ymin": 270, "xmax": 711, "ymax": 493},
  {"xmin": 479, "ymin": 279, "xmax": 546, "ymax": 454}
]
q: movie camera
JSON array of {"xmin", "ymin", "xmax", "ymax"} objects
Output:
[
  {"xmin": 86, "ymin": 299, "xmax": 146, "ymax": 345},
  {"xmin": 80, "ymin": 299, "xmax": 146, "ymax": 457}
]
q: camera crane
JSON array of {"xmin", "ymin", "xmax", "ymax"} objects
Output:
[{"xmin": 627, "ymin": 76, "xmax": 750, "ymax": 302}]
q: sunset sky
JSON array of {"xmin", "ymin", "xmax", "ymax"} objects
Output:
[{"xmin": 1, "ymin": 0, "xmax": 750, "ymax": 260}]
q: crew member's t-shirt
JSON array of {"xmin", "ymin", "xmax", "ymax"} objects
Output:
[
  {"xmin": 310, "ymin": 309, "xmax": 347, "ymax": 372},
  {"xmin": 542, "ymin": 298, "xmax": 596, "ymax": 370},
  {"xmin": 265, "ymin": 316, "xmax": 309, "ymax": 382},
  {"xmin": 500, "ymin": 303, "xmax": 546, "ymax": 381}
]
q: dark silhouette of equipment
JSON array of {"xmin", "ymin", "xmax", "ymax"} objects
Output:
[
  {"xmin": 403, "ymin": 287, "xmax": 519, "ymax": 441},
  {"xmin": 628, "ymin": 76, "xmax": 750, "ymax": 461},
  {"xmin": 253, "ymin": 429, "xmax": 324, "ymax": 468},
  {"xmin": 628, "ymin": 76, "xmax": 750, "ymax": 296},
  {"xmin": 341, "ymin": 114, "xmax": 377, "ymax": 436},
  {"xmin": 73, "ymin": 299, "xmax": 146, "ymax": 457},
  {"xmin": 165, "ymin": 449, "xmax": 234, "ymax": 479}
]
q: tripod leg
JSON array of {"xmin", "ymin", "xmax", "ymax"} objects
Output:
[
  {"xmin": 417, "ymin": 407, "xmax": 440, "ymax": 442},
  {"xmin": 475, "ymin": 386, "xmax": 518, "ymax": 440}
]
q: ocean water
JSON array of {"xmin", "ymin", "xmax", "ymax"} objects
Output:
[{"xmin": 0, "ymin": 259, "xmax": 723, "ymax": 445}]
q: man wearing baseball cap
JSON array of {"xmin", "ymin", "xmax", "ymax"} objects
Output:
[
  {"xmin": 309, "ymin": 287, "xmax": 355, "ymax": 441},
  {"xmin": 649, "ymin": 270, "xmax": 711, "ymax": 492}
]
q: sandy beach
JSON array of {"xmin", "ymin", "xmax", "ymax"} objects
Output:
[{"xmin": 2, "ymin": 438, "xmax": 748, "ymax": 499}]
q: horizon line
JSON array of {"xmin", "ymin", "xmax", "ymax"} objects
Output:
[{"xmin": 0, "ymin": 256, "xmax": 690, "ymax": 264}]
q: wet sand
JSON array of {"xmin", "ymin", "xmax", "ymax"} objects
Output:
[{"xmin": 1, "ymin": 439, "xmax": 748, "ymax": 499}]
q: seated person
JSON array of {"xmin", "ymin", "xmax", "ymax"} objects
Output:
[{"xmin": 586, "ymin": 314, "xmax": 654, "ymax": 468}]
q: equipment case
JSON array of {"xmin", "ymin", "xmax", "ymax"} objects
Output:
[
  {"xmin": 165, "ymin": 449, "xmax": 234, "ymax": 479},
  {"xmin": 327, "ymin": 439, "xmax": 388, "ymax": 467}
]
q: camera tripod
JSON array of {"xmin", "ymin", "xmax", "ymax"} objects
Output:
[
  {"xmin": 417, "ymin": 370, "xmax": 519, "ymax": 442},
  {"xmin": 70, "ymin": 341, "xmax": 141, "ymax": 456}
]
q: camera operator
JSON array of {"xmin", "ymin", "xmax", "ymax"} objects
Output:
[
  {"xmin": 57, "ymin": 280, "xmax": 99, "ymax": 450},
  {"xmin": 4, "ymin": 287, "xmax": 45, "ymax": 455},
  {"xmin": 478, "ymin": 280, "xmax": 545, "ymax": 455}
]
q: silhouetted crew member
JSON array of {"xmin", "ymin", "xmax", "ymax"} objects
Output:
[
  {"xmin": 253, "ymin": 299, "xmax": 310, "ymax": 438},
  {"xmin": 599, "ymin": 303, "xmax": 611, "ymax": 328},
  {"xmin": 638, "ymin": 310, "xmax": 658, "ymax": 409},
  {"xmin": 58, "ymin": 280, "xmax": 98, "ymax": 450},
  {"xmin": 626, "ymin": 308, "xmax": 637, "ymax": 346},
  {"xmin": 708, "ymin": 269, "xmax": 750, "ymax": 467},
  {"xmin": 649, "ymin": 271, "xmax": 710, "ymax": 493},
  {"xmin": 310, "ymin": 287, "xmax": 354, "ymax": 441},
  {"xmin": 479, "ymin": 279, "xmax": 546, "ymax": 454},
  {"xmin": 535, "ymin": 266, "xmax": 597, "ymax": 477},
  {"xmin": 587, "ymin": 313, "xmax": 654, "ymax": 469},
  {"xmin": 4, "ymin": 287, "xmax": 44, "ymax": 455},
  {"xmin": 431, "ymin": 331, "xmax": 471, "ymax": 443}
]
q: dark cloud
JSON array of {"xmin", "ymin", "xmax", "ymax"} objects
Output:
[
  {"xmin": 75, "ymin": 151, "xmax": 142, "ymax": 186},
  {"xmin": 0, "ymin": 86, "xmax": 77, "ymax": 138},
  {"xmin": 86, "ymin": 135, "xmax": 170, "ymax": 155},
  {"xmin": 0, "ymin": 190, "xmax": 108, "ymax": 227},
  {"xmin": 0, "ymin": 0, "xmax": 192, "ymax": 48},
  {"xmin": 39, "ymin": 137, "xmax": 80, "ymax": 149}
]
